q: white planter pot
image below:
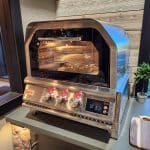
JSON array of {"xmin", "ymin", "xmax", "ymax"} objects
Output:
[{"xmin": 136, "ymin": 92, "xmax": 147, "ymax": 103}]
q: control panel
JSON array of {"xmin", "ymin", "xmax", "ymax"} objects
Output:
[
  {"xmin": 38, "ymin": 86, "xmax": 84, "ymax": 110},
  {"xmin": 23, "ymin": 84, "xmax": 115, "ymax": 120}
]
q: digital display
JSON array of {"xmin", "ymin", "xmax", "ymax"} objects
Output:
[{"xmin": 85, "ymin": 98, "xmax": 109, "ymax": 115}]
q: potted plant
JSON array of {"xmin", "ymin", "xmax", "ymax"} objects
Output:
[{"xmin": 134, "ymin": 62, "xmax": 150, "ymax": 103}]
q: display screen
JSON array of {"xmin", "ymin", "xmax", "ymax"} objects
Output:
[{"xmin": 85, "ymin": 98, "xmax": 109, "ymax": 115}]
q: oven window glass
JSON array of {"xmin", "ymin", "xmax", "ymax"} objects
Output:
[
  {"xmin": 38, "ymin": 40, "xmax": 99, "ymax": 75},
  {"xmin": 29, "ymin": 28, "xmax": 110, "ymax": 86}
]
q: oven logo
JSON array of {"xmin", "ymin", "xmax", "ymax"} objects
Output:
[{"xmin": 24, "ymin": 89, "xmax": 35, "ymax": 97}]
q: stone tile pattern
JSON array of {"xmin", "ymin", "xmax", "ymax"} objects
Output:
[
  {"xmin": 12, "ymin": 125, "xmax": 31, "ymax": 150},
  {"xmin": 56, "ymin": 0, "xmax": 145, "ymax": 93}
]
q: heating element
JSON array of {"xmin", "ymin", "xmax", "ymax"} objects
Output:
[{"xmin": 23, "ymin": 19, "xmax": 130, "ymax": 139}]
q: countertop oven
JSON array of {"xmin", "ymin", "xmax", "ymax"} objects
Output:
[{"xmin": 23, "ymin": 19, "xmax": 130, "ymax": 139}]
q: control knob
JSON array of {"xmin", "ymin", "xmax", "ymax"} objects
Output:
[
  {"xmin": 48, "ymin": 86, "xmax": 56, "ymax": 97},
  {"xmin": 45, "ymin": 86, "xmax": 57, "ymax": 102},
  {"xmin": 70, "ymin": 90, "xmax": 83, "ymax": 108},
  {"xmin": 57, "ymin": 88, "xmax": 69, "ymax": 103}
]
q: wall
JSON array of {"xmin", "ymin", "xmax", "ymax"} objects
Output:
[
  {"xmin": 56, "ymin": 0, "xmax": 145, "ymax": 92},
  {"xmin": 20, "ymin": 0, "xmax": 56, "ymax": 35}
]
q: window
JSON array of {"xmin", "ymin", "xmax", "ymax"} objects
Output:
[{"xmin": 0, "ymin": 27, "xmax": 8, "ymax": 78}]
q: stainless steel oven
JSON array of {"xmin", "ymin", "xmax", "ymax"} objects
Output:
[{"xmin": 23, "ymin": 19, "xmax": 130, "ymax": 139}]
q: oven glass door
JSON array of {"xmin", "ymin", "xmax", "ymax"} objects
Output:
[
  {"xmin": 38, "ymin": 40, "xmax": 99, "ymax": 75},
  {"xmin": 29, "ymin": 28, "xmax": 110, "ymax": 86}
]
